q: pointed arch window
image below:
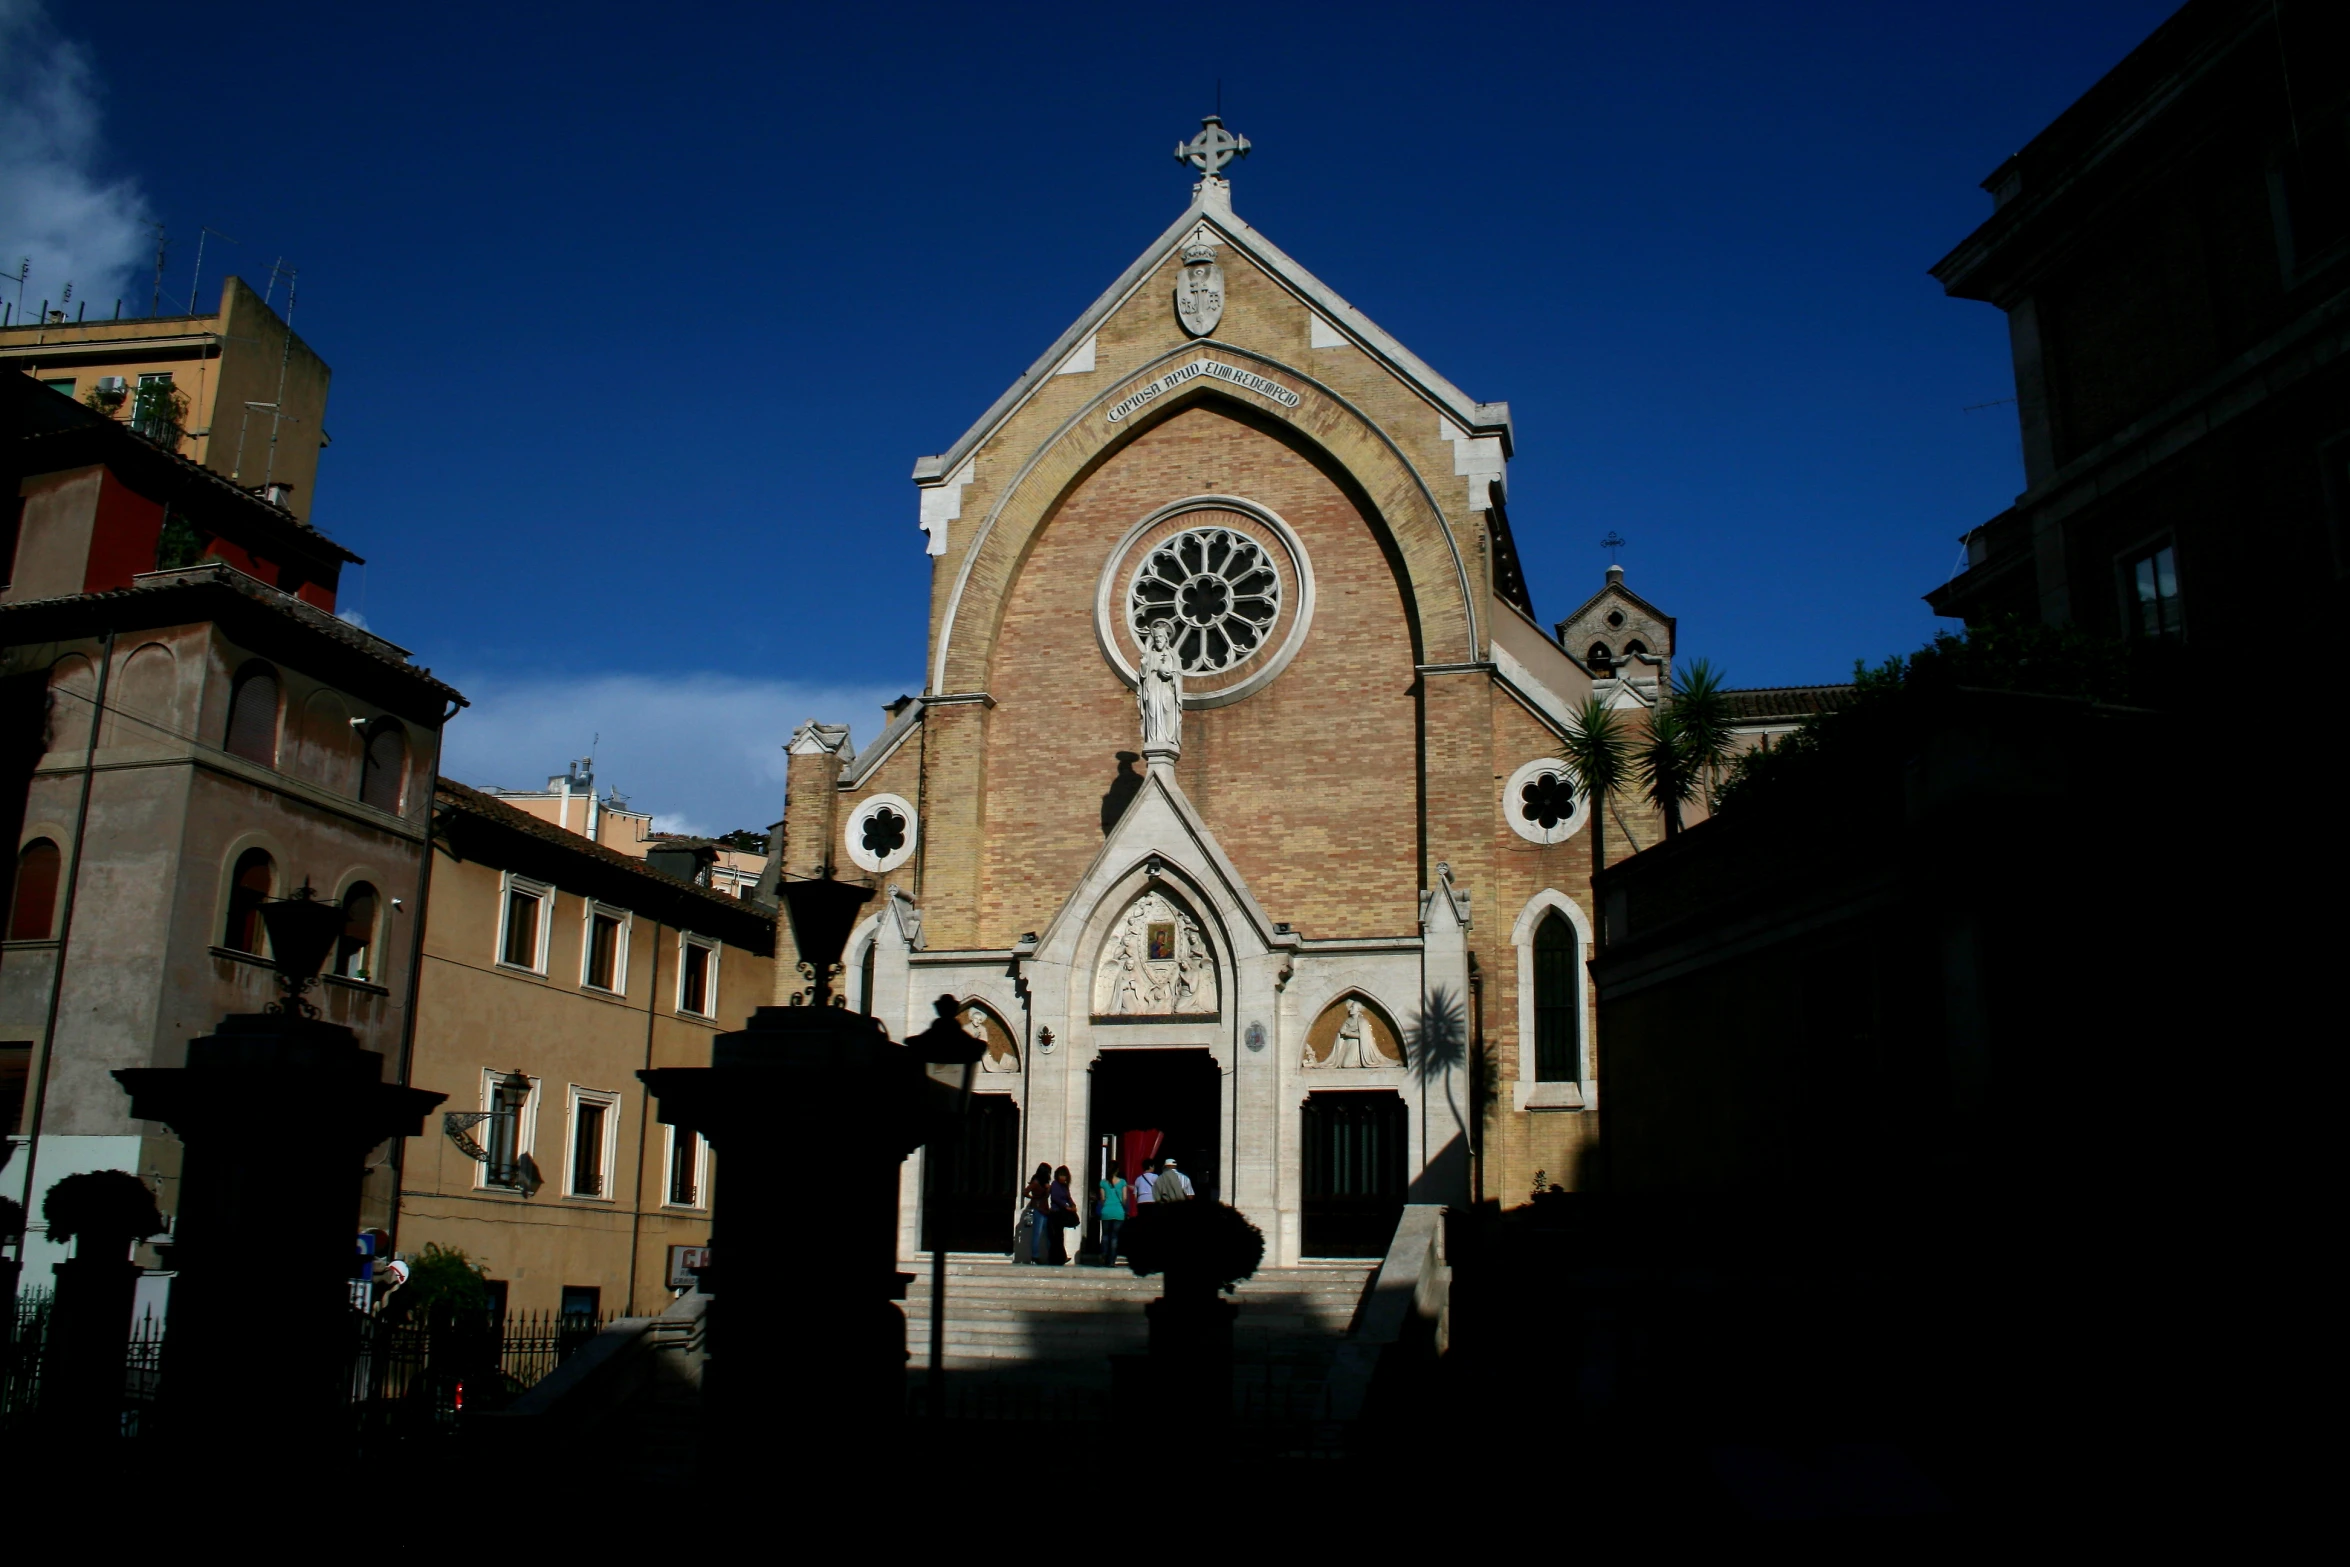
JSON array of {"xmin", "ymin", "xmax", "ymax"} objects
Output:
[
  {"xmin": 9, "ymin": 839, "xmax": 61, "ymax": 941},
  {"xmin": 1533, "ymin": 909, "xmax": 1579, "ymax": 1082},
  {"xmin": 224, "ymin": 661, "xmax": 280, "ymax": 766}
]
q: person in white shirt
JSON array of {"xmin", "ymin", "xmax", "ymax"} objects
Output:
[{"xmin": 1133, "ymin": 1163, "xmax": 1159, "ymax": 1205}]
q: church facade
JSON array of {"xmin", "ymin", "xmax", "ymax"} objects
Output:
[{"xmin": 778, "ymin": 126, "xmax": 1674, "ymax": 1265}]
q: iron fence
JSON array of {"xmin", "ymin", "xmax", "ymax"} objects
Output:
[
  {"xmin": 1, "ymin": 1296, "xmax": 610, "ymax": 1440},
  {"xmin": 2, "ymin": 1290, "xmax": 51, "ymax": 1430}
]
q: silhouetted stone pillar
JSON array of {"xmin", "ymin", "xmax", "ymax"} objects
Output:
[
  {"xmin": 641, "ymin": 1002, "xmax": 972, "ymax": 1476},
  {"xmin": 114, "ymin": 1012, "xmax": 442, "ymax": 1446}
]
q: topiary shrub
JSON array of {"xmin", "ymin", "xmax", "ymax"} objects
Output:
[
  {"xmin": 0, "ymin": 1195, "xmax": 23, "ymax": 1240},
  {"xmin": 41, "ymin": 1170, "xmax": 163, "ymax": 1251},
  {"xmin": 387, "ymin": 1241, "xmax": 495, "ymax": 1322},
  {"xmin": 1122, "ymin": 1200, "xmax": 1265, "ymax": 1297}
]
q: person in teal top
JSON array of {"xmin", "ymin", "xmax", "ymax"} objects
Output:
[{"xmin": 1097, "ymin": 1172, "xmax": 1129, "ymax": 1265}]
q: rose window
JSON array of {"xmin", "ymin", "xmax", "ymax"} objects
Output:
[
  {"xmin": 1126, "ymin": 526, "xmax": 1281, "ymax": 675},
  {"xmin": 1520, "ymin": 770, "xmax": 1575, "ymax": 830},
  {"xmin": 860, "ymin": 806, "xmax": 907, "ymax": 860}
]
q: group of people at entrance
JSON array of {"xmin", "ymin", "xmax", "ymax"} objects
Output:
[{"xmin": 1020, "ymin": 1156, "xmax": 1193, "ymax": 1265}]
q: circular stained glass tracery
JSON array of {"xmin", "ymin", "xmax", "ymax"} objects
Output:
[{"xmin": 1126, "ymin": 525, "xmax": 1282, "ymax": 675}]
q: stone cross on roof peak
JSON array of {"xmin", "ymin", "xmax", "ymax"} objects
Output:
[{"xmin": 1175, "ymin": 114, "xmax": 1250, "ymax": 179}]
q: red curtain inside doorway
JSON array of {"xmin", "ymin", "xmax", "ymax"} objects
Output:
[{"xmin": 1120, "ymin": 1129, "xmax": 1163, "ymax": 1182}]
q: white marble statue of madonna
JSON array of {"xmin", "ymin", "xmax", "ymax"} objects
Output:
[{"xmin": 1138, "ymin": 620, "xmax": 1184, "ymax": 754}]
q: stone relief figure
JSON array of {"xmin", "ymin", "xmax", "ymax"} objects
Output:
[
  {"xmin": 1333, "ymin": 998, "xmax": 1373, "ymax": 1069},
  {"xmin": 1138, "ymin": 619, "xmax": 1184, "ymax": 754},
  {"xmin": 1092, "ymin": 889, "xmax": 1218, "ymax": 1016},
  {"xmin": 1305, "ymin": 994, "xmax": 1395, "ymax": 1069},
  {"xmin": 966, "ymin": 1005, "xmax": 1019, "ymax": 1072}
]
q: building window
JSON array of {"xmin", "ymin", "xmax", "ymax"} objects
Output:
[
  {"xmin": 223, "ymin": 847, "xmax": 274, "ymax": 953},
  {"xmin": 2127, "ymin": 543, "xmax": 2183, "ymax": 639},
  {"xmin": 1504, "ymin": 758, "xmax": 1587, "ymax": 847},
  {"xmin": 359, "ymin": 721, "xmax": 407, "ymax": 814},
  {"xmin": 0, "ymin": 1042, "xmax": 30, "ymax": 1137},
  {"xmin": 560, "ymin": 1285, "xmax": 602, "ymax": 1325},
  {"xmin": 2271, "ymin": 118, "xmax": 2350, "ymax": 280},
  {"xmin": 678, "ymin": 936, "xmax": 715, "ymax": 1017},
  {"xmin": 335, "ymin": 882, "xmax": 379, "ymax": 980},
  {"xmin": 9, "ymin": 839, "xmax": 61, "ymax": 941},
  {"xmin": 1533, "ymin": 909, "xmax": 1578, "ymax": 1083},
  {"xmin": 130, "ymin": 372, "xmax": 181, "ymax": 445},
  {"xmin": 1587, "ymin": 641, "xmax": 1612, "ymax": 671},
  {"xmin": 566, "ymin": 1087, "xmax": 618, "ymax": 1199},
  {"xmin": 482, "ymin": 1070, "xmax": 537, "ymax": 1191},
  {"xmin": 2, "ymin": 495, "xmax": 21, "ymax": 588},
  {"xmin": 843, "ymin": 792, "xmax": 918, "ymax": 874},
  {"xmin": 667, "ymin": 1127, "xmax": 704, "ymax": 1208},
  {"xmin": 498, "ymin": 874, "xmax": 551, "ymax": 973},
  {"xmin": 582, "ymin": 905, "xmax": 627, "ymax": 993},
  {"xmin": 41, "ymin": 378, "xmax": 73, "ymax": 399},
  {"xmin": 223, "ymin": 661, "xmax": 280, "ymax": 766}
]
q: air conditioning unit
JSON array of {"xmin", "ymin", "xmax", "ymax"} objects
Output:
[{"xmin": 95, "ymin": 376, "xmax": 127, "ymax": 394}]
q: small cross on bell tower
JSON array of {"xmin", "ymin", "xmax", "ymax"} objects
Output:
[{"xmin": 1176, "ymin": 114, "xmax": 1251, "ymax": 180}]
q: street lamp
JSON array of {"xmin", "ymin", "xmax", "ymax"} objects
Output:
[
  {"xmin": 637, "ymin": 869, "xmax": 979, "ymax": 1472},
  {"xmin": 113, "ymin": 885, "xmax": 443, "ymax": 1446}
]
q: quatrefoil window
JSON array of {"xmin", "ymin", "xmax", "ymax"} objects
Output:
[
  {"xmin": 1520, "ymin": 770, "xmax": 1575, "ymax": 829},
  {"xmin": 1126, "ymin": 525, "xmax": 1282, "ymax": 675},
  {"xmin": 843, "ymin": 792, "xmax": 917, "ymax": 873},
  {"xmin": 860, "ymin": 806, "xmax": 907, "ymax": 859}
]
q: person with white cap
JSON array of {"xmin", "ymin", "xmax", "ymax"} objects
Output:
[{"xmin": 1153, "ymin": 1157, "xmax": 1194, "ymax": 1203}]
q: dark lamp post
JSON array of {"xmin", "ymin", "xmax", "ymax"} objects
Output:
[
  {"xmin": 777, "ymin": 871, "xmax": 873, "ymax": 1007},
  {"xmin": 258, "ymin": 883, "xmax": 344, "ymax": 1012},
  {"xmin": 113, "ymin": 880, "xmax": 443, "ymax": 1447}
]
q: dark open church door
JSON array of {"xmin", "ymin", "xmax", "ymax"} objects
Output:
[
  {"xmin": 921, "ymin": 1094, "xmax": 1021, "ymax": 1253},
  {"xmin": 1088, "ymin": 1049, "xmax": 1223, "ymax": 1257},
  {"xmin": 1301, "ymin": 1090, "xmax": 1407, "ymax": 1258}
]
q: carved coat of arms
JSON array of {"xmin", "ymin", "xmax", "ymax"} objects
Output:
[{"xmin": 1173, "ymin": 241, "xmax": 1223, "ymax": 337}]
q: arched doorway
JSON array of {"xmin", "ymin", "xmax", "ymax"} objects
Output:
[
  {"xmin": 922, "ymin": 1095, "xmax": 1022, "ymax": 1254},
  {"xmin": 1301, "ymin": 1090, "xmax": 1407, "ymax": 1258},
  {"xmin": 1086, "ymin": 1049, "xmax": 1222, "ymax": 1257}
]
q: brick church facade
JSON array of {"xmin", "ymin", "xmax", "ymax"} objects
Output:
[{"xmin": 779, "ymin": 137, "xmax": 1678, "ymax": 1264}]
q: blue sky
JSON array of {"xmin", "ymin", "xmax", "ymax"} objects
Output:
[{"xmin": 3, "ymin": 0, "xmax": 2179, "ymax": 832}]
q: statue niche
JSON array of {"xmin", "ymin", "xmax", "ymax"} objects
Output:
[
  {"xmin": 1301, "ymin": 993, "xmax": 1402, "ymax": 1069},
  {"xmin": 1091, "ymin": 890, "xmax": 1219, "ymax": 1017},
  {"xmin": 960, "ymin": 1001, "xmax": 1019, "ymax": 1073}
]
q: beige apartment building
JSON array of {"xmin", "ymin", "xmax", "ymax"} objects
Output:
[
  {"xmin": 1, "ymin": 277, "xmax": 331, "ymax": 524},
  {"xmin": 492, "ymin": 759, "xmax": 770, "ymax": 900},
  {"xmin": 395, "ymin": 779, "xmax": 774, "ymax": 1319}
]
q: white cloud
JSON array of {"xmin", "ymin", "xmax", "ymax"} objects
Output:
[
  {"xmin": 0, "ymin": 2, "xmax": 151, "ymax": 321},
  {"xmin": 437, "ymin": 669, "xmax": 913, "ymax": 839}
]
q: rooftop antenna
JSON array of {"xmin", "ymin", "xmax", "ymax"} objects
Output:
[
  {"xmin": 189, "ymin": 227, "xmax": 238, "ymax": 318},
  {"xmin": 7, "ymin": 259, "xmax": 25, "ymax": 321},
  {"xmin": 1601, "ymin": 530, "xmax": 1626, "ymax": 566},
  {"xmin": 148, "ymin": 224, "xmax": 168, "ymax": 316}
]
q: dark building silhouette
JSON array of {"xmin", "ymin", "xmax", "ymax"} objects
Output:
[{"xmin": 1928, "ymin": 0, "xmax": 2349, "ymax": 660}]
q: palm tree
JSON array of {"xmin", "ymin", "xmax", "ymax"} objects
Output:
[
  {"xmin": 1638, "ymin": 703, "xmax": 1701, "ymax": 836},
  {"xmin": 1561, "ymin": 696, "xmax": 1637, "ymax": 882},
  {"xmin": 1670, "ymin": 658, "xmax": 1738, "ymax": 812}
]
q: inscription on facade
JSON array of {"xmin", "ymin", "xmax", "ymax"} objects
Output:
[{"xmin": 1106, "ymin": 357, "xmax": 1302, "ymax": 423}]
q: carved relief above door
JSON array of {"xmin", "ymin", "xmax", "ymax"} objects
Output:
[{"xmin": 1091, "ymin": 889, "xmax": 1219, "ymax": 1018}]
